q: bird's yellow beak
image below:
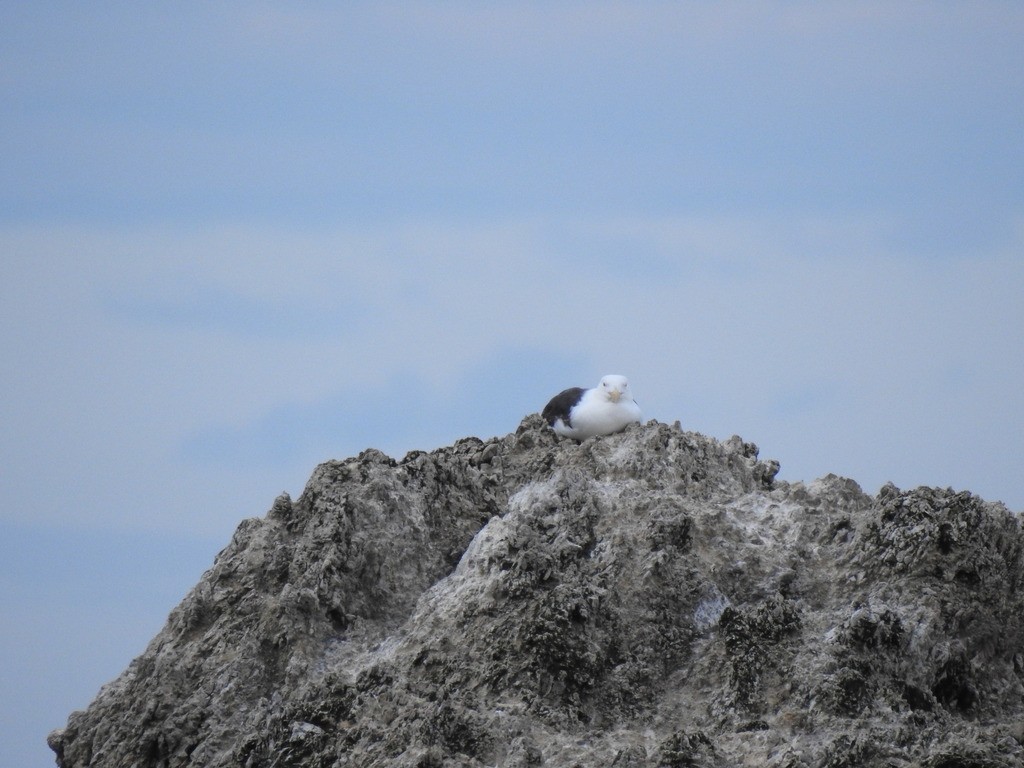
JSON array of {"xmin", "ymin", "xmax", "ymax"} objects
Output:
[{"xmin": 608, "ymin": 390, "xmax": 621, "ymax": 403}]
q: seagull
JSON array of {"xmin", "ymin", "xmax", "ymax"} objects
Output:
[{"xmin": 542, "ymin": 374, "xmax": 643, "ymax": 440}]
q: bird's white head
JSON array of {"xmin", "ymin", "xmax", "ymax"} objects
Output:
[{"xmin": 598, "ymin": 374, "xmax": 632, "ymax": 404}]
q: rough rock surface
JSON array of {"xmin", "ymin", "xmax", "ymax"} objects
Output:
[{"xmin": 49, "ymin": 417, "xmax": 1024, "ymax": 767}]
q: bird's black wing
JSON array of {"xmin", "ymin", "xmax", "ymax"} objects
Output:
[{"xmin": 542, "ymin": 387, "xmax": 586, "ymax": 427}]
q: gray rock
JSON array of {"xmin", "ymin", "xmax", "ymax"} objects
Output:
[{"xmin": 48, "ymin": 417, "xmax": 1024, "ymax": 767}]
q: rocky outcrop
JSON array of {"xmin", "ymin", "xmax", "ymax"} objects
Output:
[{"xmin": 49, "ymin": 417, "xmax": 1024, "ymax": 767}]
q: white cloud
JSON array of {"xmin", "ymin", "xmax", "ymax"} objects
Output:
[{"xmin": 4, "ymin": 213, "xmax": 1021, "ymax": 541}]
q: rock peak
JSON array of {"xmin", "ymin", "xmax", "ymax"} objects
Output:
[{"xmin": 49, "ymin": 419, "xmax": 1024, "ymax": 767}]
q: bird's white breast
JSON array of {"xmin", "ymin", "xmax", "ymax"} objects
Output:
[{"xmin": 565, "ymin": 389, "xmax": 643, "ymax": 439}]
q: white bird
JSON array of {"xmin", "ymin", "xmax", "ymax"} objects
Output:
[{"xmin": 542, "ymin": 374, "xmax": 643, "ymax": 440}]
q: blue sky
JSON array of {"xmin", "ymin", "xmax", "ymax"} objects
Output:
[{"xmin": 2, "ymin": 4, "xmax": 1023, "ymax": 766}]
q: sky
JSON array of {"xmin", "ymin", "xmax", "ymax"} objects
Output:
[{"xmin": 2, "ymin": 3, "xmax": 1023, "ymax": 766}]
